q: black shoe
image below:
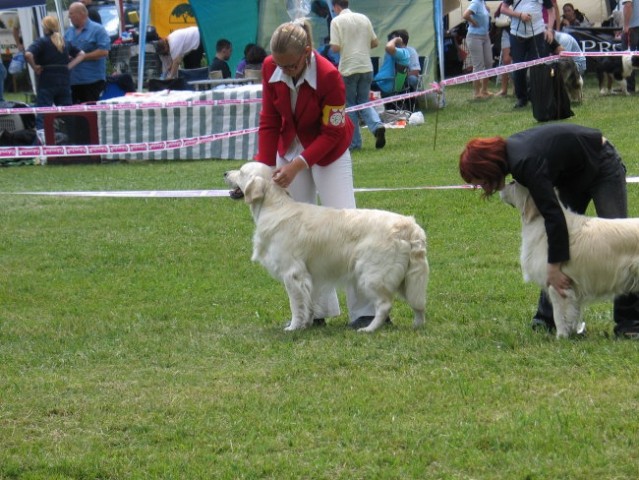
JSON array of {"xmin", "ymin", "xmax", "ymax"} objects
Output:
[
  {"xmin": 613, "ymin": 324, "xmax": 639, "ymax": 339},
  {"xmin": 284, "ymin": 318, "xmax": 326, "ymax": 329},
  {"xmin": 348, "ymin": 315, "xmax": 392, "ymax": 329},
  {"xmin": 513, "ymin": 99, "xmax": 528, "ymax": 109},
  {"xmin": 531, "ymin": 317, "xmax": 555, "ymax": 332},
  {"xmin": 374, "ymin": 126, "xmax": 386, "ymax": 149}
]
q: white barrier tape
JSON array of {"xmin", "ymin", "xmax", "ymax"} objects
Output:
[
  {"xmin": 14, "ymin": 184, "xmax": 477, "ymax": 198},
  {"xmin": 560, "ymin": 50, "xmax": 638, "ymax": 57},
  {"xmin": 438, "ymin": 54, "xmax": 563, "ymax": 88},
  {"xmin": 13, "ymin": 177, "xmax": 639, "ymax": 198}
]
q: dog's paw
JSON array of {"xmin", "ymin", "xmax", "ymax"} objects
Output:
[
  {"xmin": 284, "ymin": 320, "xmax": 308, "ymax": 331},
  {"xmin": 357, "ymin": 326, "xmax": 377, "ymax": 333}
]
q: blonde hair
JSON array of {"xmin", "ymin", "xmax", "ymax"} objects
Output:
[
  {"xmin": 269, "ymin": 19, "xmax": 314, "ymax": 56},
  {"xmin": 42, "ymin": 16, "xmax": 64, "ymax": 52}
]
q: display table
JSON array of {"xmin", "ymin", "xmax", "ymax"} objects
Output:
[
  {"xmin": 188, "ymin": 78, "xmax": 256, "ymax": 91},
  {"xmin": 97, "ymin": 84, "xmax": 261, "ymax": 161}
]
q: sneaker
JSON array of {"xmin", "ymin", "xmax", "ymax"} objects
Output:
[
  {"xmin": 374, "ymin": 126, "xmax": 386, "ymax": 149},
  {"xmin": 348, "ymin": 315, "xmax": 392, "ymax": 329},
  {"xmin": 513, "ymin": 99, "xmax": 528, "ymax": 109},
  {"xmin": 613, "ymin": 324, "xmax": 639, "ymax": 339}
]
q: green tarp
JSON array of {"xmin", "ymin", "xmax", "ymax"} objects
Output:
[{"xmin": 187, "ymin": 0, "xmax": 435, "ymax": 83}]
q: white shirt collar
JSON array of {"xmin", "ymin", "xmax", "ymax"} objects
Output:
[{"xmin": 269, "ymin": 51, "xmax": 318, "ymax": 90}]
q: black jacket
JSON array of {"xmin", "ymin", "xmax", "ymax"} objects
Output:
[{"xmin": 506, "ymin": 123, "xmax": 604, "ymax": 263}]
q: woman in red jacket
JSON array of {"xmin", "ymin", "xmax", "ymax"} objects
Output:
[{"xmin": 256, "ymin": 19, "xmax": 377, "ymax": 329}]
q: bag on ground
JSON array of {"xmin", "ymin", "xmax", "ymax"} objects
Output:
[{"xmin": 528, "ymin": 62, "xmax": 574, "ymax": 122}]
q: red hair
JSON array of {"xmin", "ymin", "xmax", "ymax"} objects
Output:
[{"xmin": 459, "ymin": 136, "xmax": 508, "ymax": 197}]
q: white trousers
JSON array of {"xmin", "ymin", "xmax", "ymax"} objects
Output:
[{"xmin": 276, "ymin": 150, "xmax": 375, "ymax": 321}]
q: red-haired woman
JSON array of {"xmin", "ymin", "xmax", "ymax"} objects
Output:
[{"xmin": 459, "ymin": 123, "xmax": 639, "ymax": 338}]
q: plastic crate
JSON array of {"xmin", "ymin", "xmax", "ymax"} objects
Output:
[{"xmin": 43, "ymin": 111, "xmax": 101, "ymax": 164}]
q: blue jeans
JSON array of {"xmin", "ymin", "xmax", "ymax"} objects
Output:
[
  {"xmin": 0, "ymin": 62, "xmax": 6, "ymax": 102},
  {"xmin": 342, "ymin": 72, "xmax": 383, "ymax": 150},
  {"xmin": 509, "ymin": 32, "xmax": 548, "ymax": 102}
]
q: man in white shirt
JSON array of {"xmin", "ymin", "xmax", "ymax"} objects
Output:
[
  {"xmin": 155, "ymin": 26, "xmax": 204, "ymax": 79},
  {"xmin": 330, "ymin": 0, "xmax": 386, "ymax": 150}
]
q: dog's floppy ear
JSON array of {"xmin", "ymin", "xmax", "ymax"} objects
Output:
[
  {"xmin": 521, "ymin": 193, "xmax": 540, "ymax": 223},
  {"xmin": 243, "ymin": 176, "xmax": 267, "ymax": 203}
]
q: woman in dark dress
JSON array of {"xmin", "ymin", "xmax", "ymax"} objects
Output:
[{"xmin": 25, "ymin": 15, "xmax": 85, "ymax": 130}]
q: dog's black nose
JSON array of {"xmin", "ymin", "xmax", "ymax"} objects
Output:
[{"xmin": 224, "ymin": 171, "xmax": 229, "ymax": 178}]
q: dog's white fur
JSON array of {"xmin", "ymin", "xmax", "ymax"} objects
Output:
[
  {"xmin": 224, "ymin": 162, "xmax": 429, "ymax": 332},
  {"xmin": 501, "ymin": 182, "xmax": 639, "ymax": 338}
]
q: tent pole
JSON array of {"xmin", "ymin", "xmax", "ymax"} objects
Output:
[{"xmin": 136, "ymin": 0, "xmax": 150, "ymax": 91}]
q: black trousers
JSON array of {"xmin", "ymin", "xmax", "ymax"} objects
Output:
[
  {"xmin": 183, "ymin": 42, "xmax": 205, "ymax": 69},
  {"xmin": 71, "ymin": 80, "xmax": 106, "ymax": 104}
]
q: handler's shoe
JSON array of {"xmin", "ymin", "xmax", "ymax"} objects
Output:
[
  {"xmin": 613, "ymin": 324, "xmax": 639, "ymax": 339},
  {"xmin": 531, "ymin": 317, "xmax": 555, "ymax": 332},
  {"xmin": 348, "ymin": 316, "xmax": 392, "ymax": 329},
  {"xmin": 374, "ymin": 126, "xmax": 386, "ymax": 149}
]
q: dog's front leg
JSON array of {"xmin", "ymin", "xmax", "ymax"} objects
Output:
[
  {"xmin": 548, "ymin": 287, "xmax": 579, "ymax": 338},
  {"xmin": 283, "ymin": 269, "xmax": 313, "ymax": 331}
]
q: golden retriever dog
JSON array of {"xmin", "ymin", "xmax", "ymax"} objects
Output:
[
  {"xmin": 501, "ymin": 181, "xmax": 639, "ymax": 338},
  {"xmin": 224, "ymin": 162, "xmax": 429, "ymax": 332}
]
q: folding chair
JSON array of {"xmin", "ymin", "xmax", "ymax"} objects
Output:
[
  {"xmin": 414, "ymin": 56, "xmax": 431, "ymax": 111},
  {"xmin": 178, "ymin": 67, "xmax": 210, "ymax": 89},
  {"xmin": 383, "ymin": 62, "xmax": 412, "ymax": 112}
]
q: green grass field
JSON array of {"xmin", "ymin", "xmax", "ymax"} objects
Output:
[{"xmin": 2, "ymin": 79, "xmax": 639, "ymax": 479}]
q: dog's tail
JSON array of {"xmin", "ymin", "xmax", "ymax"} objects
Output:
[{"xmin": 404, "ymin": 224, "xmax": 429, "ymax": 325}]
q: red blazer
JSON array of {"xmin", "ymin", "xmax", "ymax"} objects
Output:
[{"xmin": 255, "ymin": 52, "xmax": 354, "ymax": 167}]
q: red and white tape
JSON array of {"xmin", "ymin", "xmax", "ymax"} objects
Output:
[{"xmin": 2, "ymin": 49, "xmax": 637, "ymax": 159}]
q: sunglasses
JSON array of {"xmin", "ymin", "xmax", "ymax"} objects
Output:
[{"xmin": 274, "ymin": 53, "xmax": 306, "ymax": 71}]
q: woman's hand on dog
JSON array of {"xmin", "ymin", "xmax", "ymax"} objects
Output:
[
  {"xmin": 547, "ymin": 262, "xmax": 571, "ymax": 297},
  {"xmin": 273, "ymin": 157, "xmax": 307, "ymax": 188}
]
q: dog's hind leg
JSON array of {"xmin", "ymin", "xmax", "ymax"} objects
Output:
[
  {"xmin": 407, "ymin": 258, "xmax": 429, "ymax": 329},
  {"xmin": 358, "ymin": 296, "xmax": 393, "ymax": 333},
  {"xmin": 283, "ymin": 269, "xmax": 314, "ymax": 331},
  {"xmin": 401, "ymin": 234, "xmax": 429, "ymax": 328}
]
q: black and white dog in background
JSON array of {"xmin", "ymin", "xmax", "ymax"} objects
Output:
[
  {"xmin": 596, "ymin": 54, "xmax": 639, "ymax": 95},
  {"xmin": 556, "ymin": 58, "xmax": 583, "ymax": 103}
]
